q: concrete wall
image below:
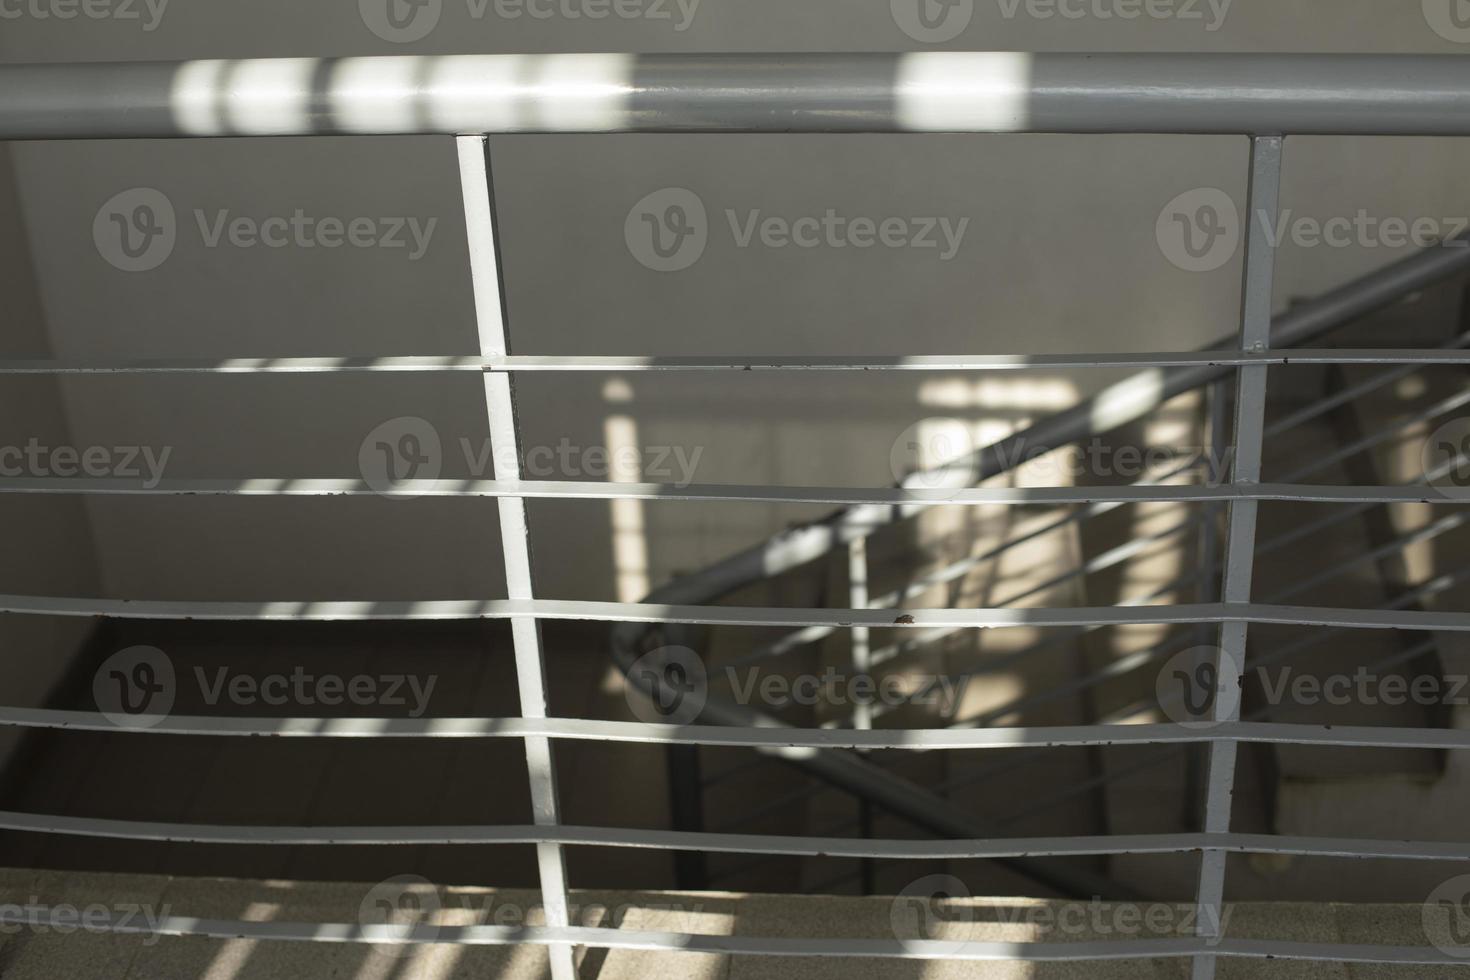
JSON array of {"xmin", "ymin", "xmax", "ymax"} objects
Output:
[
  {"xmin": 1, "ymin": 1, "xmax": 1469, "ymax": 609},
  {"xmin": 0, "ymin": 144, "xmax": 101, "ymax": 769}
]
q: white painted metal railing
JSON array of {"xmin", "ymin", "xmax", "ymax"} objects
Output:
[{"xmin": 4, "ymin": 53, "xmax": 1470, "ymax": 980}]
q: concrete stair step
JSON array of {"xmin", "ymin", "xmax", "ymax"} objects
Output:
[{"xmin": 0, "ymin": 866, "xmax": 1461, "ymax": 979}]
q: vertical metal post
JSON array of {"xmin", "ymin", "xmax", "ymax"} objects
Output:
[
  {"xmin": 665, "ymin": 741, "xmax": 709, "ymax": 889},
  {"xmin": 457, "ymin": 135, "xmax": 577, "ymax": 980},
  {"xmin": 848, "ymin": 537, "xmax": 873, "ymax": 733},
  {"xmin": 1186, "ymin": 379, "xmax": 1230, "ymax": 830},
  {"xmin": 1191, "ymin": 135, "xmax": 1282, "ymax": 980},
  {"xmin": 846, "ymin": 538, "xmax": 876, "ymax": 892}
]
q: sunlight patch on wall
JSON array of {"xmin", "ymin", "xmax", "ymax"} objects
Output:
[{"xmin": 605, "ymin": 412, "xmax": 650, "ymax": 604}]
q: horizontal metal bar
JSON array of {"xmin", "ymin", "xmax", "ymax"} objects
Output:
[
  {"xmin": 714, "ymin": 813, "xmax": 876, "ymax": 890},
  {"xmin": 4, "ymin": 596, "xmax": 1470, "ymax": 632},
  {"xmin": 0, "ymin": 479, "xmax": 1459, "ymax": 507},
  {"xmin": 2, "ymin": 711, "xmax": 1470, "ymax": 752},
  {"xmin": 3, "ymin": 349, "xmax": 1470, "ymax": 375},
  {"xmin": 7, "ymin": 55, "xmax": 1470, "ymax": 138},
  {"xmin": 0, "ymin": 909, "xmax": 1460, "ymax": 966},
  {"xmin": 2, "ymin": 812, "xmax": 1468, "ymax": 863},
  {"xmin": 854, "ymin": 520, "xmax": 1204, "ymax": 725},
  {"xmin": 0, "ymin": 596, "xmax": 1198, "ymax": 625},
  {"xmin": 0, "ymin": 356, "xmax": 494, "ymax": 375}
]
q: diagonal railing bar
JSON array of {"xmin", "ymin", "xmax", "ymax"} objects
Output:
[
  {"xmin": 686, "ymin": 528, "xmax": 1470, "ymax": 883},
  {"xmin": 985, "ymin": 541, "xmax": 1470, "ymax": 827},
  {"xmin": 716, "ymin": 288, "xmax": 1470, "ymax": 683},
  {"xmin": 816, "ymin": 330, "xmax": 1470, "ymax": 686},
  {"xmin": 1266, "ymin": 330, "xmax": 1470, "ymax": 436},
  {"xmin": 944, "ymin": 507, "xmax": 1467, "ymax": 741},
  {"xmin": 864, "ymin": 372, "xmax": 1470, "ymax": 725},
  {"xmin": 725, "ymin": 453, "xmax": 1208, "ymax": 673},
  {"xmin": 993, "ymin": 558, "xmax": 1470, "ymax": 826},
  {"xmin": 929, "ymin": 512, "xmax": 1470, "ymax": 812},
  {"xmin": 787, "ymin": 627, "xmax": 1450, "ymax": 892},
  {"xmin": 733, "ymin": 276, "xmax": 1470, "ymax": 853},
  {"xmin": 1286, "ymin": 388, "xmax": 1470, "ymax": 483}
]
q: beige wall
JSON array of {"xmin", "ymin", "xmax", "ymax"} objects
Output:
[{"xmin": 1, "ymin": 1, "xmax": 1468, "ymax": 610}]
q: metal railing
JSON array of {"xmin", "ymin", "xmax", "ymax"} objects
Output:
[
  {"xmin": 4, "ymin": 53, "xmax": 1470, "ymax": 979},
  {"xmin": 695, "ymin": 322, "xmax": 1470, "ymax": 893}
]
